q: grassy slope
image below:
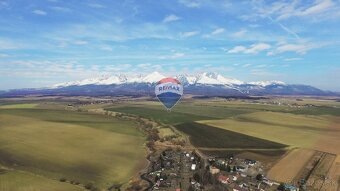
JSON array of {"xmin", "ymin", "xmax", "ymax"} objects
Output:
[
  {"xmin": 0, "ymin": 104, "xmax": 38, "ymax": 109},
  {"xmin": 0, "ymin": 108, "xmax": 146, "ymax": 189},
  {"xmin": 0, "ymin": 170, "xmax": 82, "ymax": 191},
  {"xmin": 0, "ymin": 108, "xmax": 143, "ymax": 137}
]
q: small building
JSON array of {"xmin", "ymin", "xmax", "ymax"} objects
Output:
[
  {"xmin": 283, "ymin": 184, "xmax": 299, "ymax": 191},
  {"xmin": 218, "ymin": 175, "xmax": 229, "ymax": 184},
  {"xmin": 209, "ymin": 166, "xmax": 220, "ymax": 174},
  {"xmin": 245, "ymin": 159, "xmax": 257, "ymax": 166},
  {"xmin": 191, "ymin": 164, "xmax": 196, "ymax": 170},
  {"xmin": 235, "ymin": 165, "xmax": 247, "ymax": 172}
]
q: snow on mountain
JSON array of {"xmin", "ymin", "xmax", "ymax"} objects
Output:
[
  {"xmin": 247, "ymin": 80, "xmax": 286, "ymax": 87},
  {"xmin": 139, "ymin": 71, "xmax": 165, "ymax": 83},
  {"xmin": 196, "ymin": 72, "xmax": 243, "ymax": 85},
  {"xmin": 53, "ymin": 75, "xmax": 126, "ymax": 87},
  {"xmin": 53, "ymin": 71, "xmax": 285, "ymax": 88}
]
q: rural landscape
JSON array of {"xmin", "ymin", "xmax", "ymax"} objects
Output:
[
  {"xmin": 1, "ymin": 0, "xmax": 340, "ymax": 190},
  {"xmin": 0, "ymin": 95, "xmax": 339, "ymax": 191}
]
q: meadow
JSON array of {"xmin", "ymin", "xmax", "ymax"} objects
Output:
[
  {"xmin": 0, "ymin": 105, "xmax": 146, "ymax": 190},
  {"xmin": 0, "ymin": 169, "xmax": 82, "ymax": 191}
]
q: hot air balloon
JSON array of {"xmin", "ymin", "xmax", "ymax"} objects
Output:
[{"xmin": 155, "ymin": 77, "xmax": 183, "ymax": 111}]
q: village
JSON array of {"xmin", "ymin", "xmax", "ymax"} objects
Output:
[{"xmin": 143, "ymin": 148, "xmax": 301, "ymax": 191}]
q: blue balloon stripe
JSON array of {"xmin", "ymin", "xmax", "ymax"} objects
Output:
[{"xmin": 156, "ymin": 92, "xmax": 182, "ymax": 109}]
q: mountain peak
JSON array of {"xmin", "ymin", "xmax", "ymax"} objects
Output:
[
  {"xmin": 248, "ymin": 80, "xmax": 286, "ymax": 87},
  {"xmin": 53, "ymin": 71, "xmax": 285, "ymax": 88},
  {"xmin": 141, "ymin": 71, "xmax": 165, "ymax": 83}
]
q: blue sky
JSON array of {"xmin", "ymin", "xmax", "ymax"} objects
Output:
[{"xmin": 0, "ymin": 0, "xmax": 339, "ymax": 91}]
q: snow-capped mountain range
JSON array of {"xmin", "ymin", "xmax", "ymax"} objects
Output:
[
  {"xmin": 53, "ymin": 71, "xmax": 285, "ymax": 88},
  {"xmin": 0, "ymin": 72, "xmax": 335, "ymax": 97}
]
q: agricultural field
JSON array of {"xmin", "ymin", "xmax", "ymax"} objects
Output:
[
  {"xmin": 198, "ymin": 111, "xmax": 340, "ymax": 154},
  {"xmin": 0, "ymin": 104, "xmax": 147, "ymax": 190},
  {"xmin": 0, "ymin": 103, "xmax": 38, "ymax": 109},
  {"xmin": 267, "ymin": 148, "xmax": 316, "ymax": 182},
  {"xmin": 175, "ymin": 122, "xmax": 286, "ymax": 149},
  {"xmin": 0, "ymin": 169, "xmax": 82, "ymax": 191}
]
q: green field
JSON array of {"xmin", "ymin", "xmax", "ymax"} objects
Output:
[
  {"xmin": 0, "ymin": 107, "xmax": 146, "ymax": 189},
  {"xmin": 199, "ymin": 112, "xmax": 340, "ymax": 154},
  {"xmin": 0, "ymin": 169, "xmax": 82, "ymax": 191},
  {"xmin": 175, "ymin": 122, "xmax": 287, "ymax": 149},
  {"xmin": 106, "ymin": 101, "xmax": 258, "ymax": 124},
  {"xmin": 0, "ymin": 103, "xmax": 38, "ymax": 109}
]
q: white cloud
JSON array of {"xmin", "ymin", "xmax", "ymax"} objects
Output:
[
  {"xmin": 251, "ymin": 69, "xmax": 280, "ymax": 77},
  {"xmin": 211, "ymin": 28, "xmax": 225, "ymax": 35},
  {"xmin": 87, "ymin": 3, "xmax": 105, "ymax": 9},
  {"xmin": 50, "ymin": 6, "xmax": 71, "ymax": 12},
  {"xmin": 266, "ymin": 51, "xmax": 274, "ymax": 56},
  {"xmin": 242, "ymin": 64, "xmax": 252, "ymax": 68},
  {"xmin": 245, "ymin": 43, "xmax": 271, "ymax": 54},
  {"xmin": 297, "ymin": 0, "xmax": 334, "ymax": 16},
  {"xmin": 232, "ymin": 29, "xmax": 247, "ymax": 37},
  {"xmin": 253, "ymin": 0, "xmax": 336, "ymax": 21},
  {"xmin": 137, "ymin": 63, "xmax": 151, "ymax": 68},
  {"xmin": 0, "ymin": 39, "xmax": 20, "ymax": 50},
  {"xmin": 0, "ymin": 53, "xmax": 9, "ymax": 58},
  {"xmin": 180, "ymin": 31, "xmax": 199, "ymax": 38},
  {"xmin": 276, "ymin": 44, "xmax": 310, "ymax": 54},
  {"xmin": 227, "ymin": 46, "xmax": 246, "ymax": 53},
  {"xmin": 284, "ymin": 57, "xmax": 303, "ymax": 61},
  {"xmin": 228, "ymin": 43, "xmax": 271, "ymax": 54},
  {"xmin": 73, "ymin": 40, "xmax": 88, "ymax": 45},
  {"xmin": 178, "ymin": 0, "xmax": 200, "ymax": 8},
  {"xmin": 255, "ymin": 64, "xmax": 267, "ymax": 68},
  {"xmin": 100, "ymin": 45, "xmax": 113, "ymax": 51},
  {"xmin": 163, "ymin": 14, "xmax": 181, "ymax": 23},
  {"xmin": 32, "ymin": 9, "xmax": 47, "ymax": 15},
  {"xmin": 159, "ymin": 52, "xmax": 185, "ymax": 59}
]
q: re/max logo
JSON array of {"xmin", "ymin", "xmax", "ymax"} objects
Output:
[{"xmin": 158, "ymin": 85, "xmax": 180, "ymax": 91}]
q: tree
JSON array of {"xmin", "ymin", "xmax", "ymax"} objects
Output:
[
  {"xmin": 188, "ymin": 184, "xmax": 195, "ymax": 191},
  {"xmin": 193, "ymin": 172, "xmax": 201, "ymax": 183},
  {"xmin": 85, "ymin": 183, "xmax": 94, "ymax": 190},
  {"xmin": 256, "ymin": 173, "xmax": 264, "ymax": 181},
  {"xmin": 226, "ymin": 165, "xmax": 231, "ymax": 172},
  {"xmin": 277, "ymin": 183, "xmax": 285, "ymax": 191}
]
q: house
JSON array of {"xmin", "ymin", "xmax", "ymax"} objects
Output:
[
  {"xmin": 233, "ymin": 185, "xmax": 248, "ymax": 191},
  {"xmin": 191, "ymin": 164, "xmax": 196, "ymax": 170},
  {"xmin": 282, "ymin": 184, "xmax": 299, "ymax": 191},
  {"xmin": 244, "ymin": 159, "xmax": 257, "ymax": 166},
  {"xmin": 235, "ymin": 165, "xmax": 247, "ymax": 172},
  {"xmin": 232, "ymin": 175, "xmax": 238, "ymax": 181},
  {"xmin": 218, "ymin": 175, "xmax": 229, "ymax": 184},
  {"xmin": 209, "ymin": 166, "xmax": 220, "ymax": 174}
]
